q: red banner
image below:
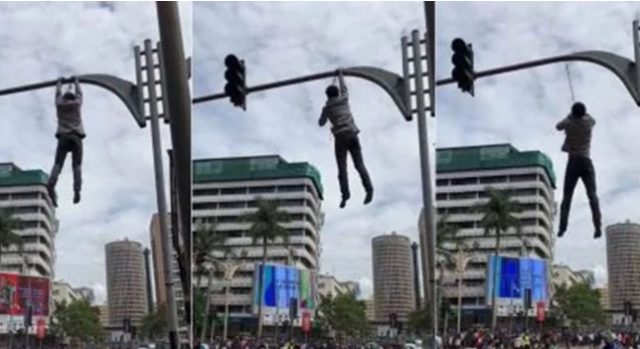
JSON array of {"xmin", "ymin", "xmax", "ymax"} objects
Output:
[
  {"xmin": 301, "ymin": 311, "xmax": 311, "ymax": 333},
  {"xmin": 536, "ymin": 302, "xmax": 546, "ymax": 322},
  {"xmin": 0, "ymin": 273, "xmax": 50, "ymax": 316},
  {"xmin": 36, "ymin": 318, "xmax": 46, "ymax": 339}
]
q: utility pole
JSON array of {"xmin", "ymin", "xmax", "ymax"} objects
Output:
[{"xmin": 135, "ymin": 40, "xmax": 180, "ymax": 349}]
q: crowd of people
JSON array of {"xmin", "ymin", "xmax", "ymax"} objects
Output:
[{"xmin": 195, "ymin": 329, "xmax": 640, "ymax": 349}]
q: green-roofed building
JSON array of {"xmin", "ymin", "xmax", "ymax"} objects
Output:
[
  {"xmin": 430, "ymin": 144, "xmax": 556, "ymax": 320},
  {"xmin": 0, "ymin": 163, "xmax": 56, "ymax": 278},
  {"xmin": 193, "ymin": 155, "xmax": 323, "ymax": 324}
]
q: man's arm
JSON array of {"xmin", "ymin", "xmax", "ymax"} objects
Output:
[
  {"xmin": 337, "ymin": 69, "xmax": 348, "ymax": 98},
  {"xmin": 73, "ymin": 76, "xmax": 83, "ymax": 104},
  {"xmin": 556, "ymin": 116, "xmax": 569, "ymax": 131},
  {"xmin": 318, "ymin": 108, "xmax": 328, "ymax": 127},
  {"xmin": 55, "ymin": 77, "xmax": 63, "ymax": 102}
]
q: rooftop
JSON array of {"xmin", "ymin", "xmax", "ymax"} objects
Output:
[
  {"xmin": 436, "ymin": 144, "xmax": 556, "ymax": 188},
  {"xmin": 193, "ymin": 155, "xmax": 323, "ymax": 199},
  {"xmin": 0, "ymin": 163, "xmax": 49, "ymax": 188}
]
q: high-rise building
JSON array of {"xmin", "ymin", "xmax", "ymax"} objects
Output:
[
  {"xmin": 150, "ymin": 214, "xmax": 187, "ymax": 337},
  {"xmin": 97, "ymin": 304, "xmax": 109, "ymax": 327},
  {"xmin": 74, "ymin": 287, "xmax": 96, "ymax": 304},
  {"xmin": 0, "ymin": 163, "xmax": 57, "ymax": 278},
  {"xmin": 192, "ymin": 155, "xmax": 323, "ymax": 321},
  {"xmin": 551, "ymin": 264, "xmax": 586, "ymax": 288},
  {"xmin": 606, "ymin": 221, "xmax": 640, "ymax": 312},
  {"xmin": 52, "ymin": 281, "xmax": 83, "ymax": 306},
  {"xmin": 429, "ymin": 144, "xmax": 556, "ymax": 316},
  {"xmin": 575, "ymin": 270, "xmax": 596, "ymax": 287},
  {"xmin": 318, "ymin": 274, "xmax": 359, "ymax": 298},
  {"xmin": 364, "ymin": 298, "xmax": 375, "ymax": 321},
  {"xmin": 105, "ymin": 239, "xmax": 148, "ymax": 327},
  {"xmin": 371, "ymin": 232, "xmax": 415, "ymax": 323},
  {"xmin": 599, "ymin": 284, "xmax": 610, "ymax": 311}
]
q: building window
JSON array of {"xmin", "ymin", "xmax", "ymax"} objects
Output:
[
  {"xmin": 248, "ymin": 187, "xmax": 275, "ymax": 194},
  {"xmin": 278, "ymin": 185, "xmax": 305, "ymax": 193},
  {"xmin": 194, "ymin": 189, "xmax": 219, "ymax": 196},
  {"xmin": 221, "ymin": 188, "xmax": 246, "ymax": 195}
]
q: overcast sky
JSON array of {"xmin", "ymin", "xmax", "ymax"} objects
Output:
[
  {"xmin": 193, "ymin": 2, "xmax": 433, "ymax": 299},
  {"xmin": 437, "ymin": 2, "xmax": 640, "ymax": 288},
  {"xmin": 0, "ymin": 2, "xmax": 191, "ymax": 305}
]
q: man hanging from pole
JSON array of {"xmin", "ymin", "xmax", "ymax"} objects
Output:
[
  {"xmin": 47, "ymin": 76, "xmax": 85, "ymax": 207},
  {"xmin": 319, "ymin": 69, "xmax": 373, "ymax": 209},
  {"xmin": 556, "ymin": 102, "xmax": 602, "ymax": 239}
]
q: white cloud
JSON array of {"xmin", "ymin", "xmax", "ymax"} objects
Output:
[
  {"xmin": 193, "ymin": 2, "xmax": 431, "ymax": 293},
  {"xmin": 0, "ymin": 2, "xmax": 191, "ymax": 305},
  {"xmin": 437, "ymin": 2, "xmax": 640, "ymax": 283}
]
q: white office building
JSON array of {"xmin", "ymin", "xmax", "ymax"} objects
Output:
[
  {"xmin": 0, "ymin": 163, "xmax": 56, "ymax": 278},
  {"xmin": 426, "ymin": 144, "xmax": 556, "ymax": 317},
  {"xmin": 193, "ymin": 155, "xmax": 323, "ymax": 324}
]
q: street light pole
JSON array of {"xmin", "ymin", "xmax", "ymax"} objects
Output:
[
  {"xmin": 222, "ymin": 263, "xmax": 242, "ymax": 341},
  {"xmin": 156, "ymin": 5, "xmax": 193, "ymax": 293},
  {"xmin": 141, "ymin": 38, "xmax": 180, "ymax": 349},
  {"xmin": 454, "ymin": 246, "xmax": 473, "ymax": 333}
]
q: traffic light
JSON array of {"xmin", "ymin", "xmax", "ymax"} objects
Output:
[
  {"xmin": 224, "ymin": 54, "xmax": 247, "ymax": 109},
  {"xmin": 451, "ymin": 38, "xmax": 475, "ymax": 95},
  {"xmin": 389, "ymin": 312, "xmax": 398, "ymax": 328},
  {"xmin": 524, "ymin": 288, "xmax": 532, "ymax": 309},
  {"xmin": 625, "ymin": 300, "xmax": 633, "ymax": 316},
  {"xmin": 289, "ymin": 297, "xmax": 298, "ymax": 320},
  {"xmin": 24, "ymin": 305, "xmax": 32, "ymax": 328}
]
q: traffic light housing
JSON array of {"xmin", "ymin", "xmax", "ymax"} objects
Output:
[
  {"xmin": 24, "ymin": 305, "xmax": 32, "ymax": 328},
  {"xmin": 389, "ymin": 312, "xmax": 398, "ymax": 328},
  {"xmin": 524, "ymin": 288, "xmax": 532, "ymax": 309},
  {"xmin": 451, "ymin": 38, "xmax": 475, "ymax": 95},
  {"xmin": 224, "ymin": 54, "xmax": 247, "ymax": 110},
  {"xmin": 625, "ymin": 300, "xmax": 633, "ymax": 316}
]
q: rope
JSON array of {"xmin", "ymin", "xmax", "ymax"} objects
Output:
[{"xmin": 565, "ymin": 64, "xmax": 576, "ymax": 103}]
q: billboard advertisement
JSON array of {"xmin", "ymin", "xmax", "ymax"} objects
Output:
[
  {"xmin": 252, "ymin": 264, "xmax": 317, "ymax": 321},
  {"xmin": 486, "ymin": 255, "xmax": 549, "ymax": 307}
]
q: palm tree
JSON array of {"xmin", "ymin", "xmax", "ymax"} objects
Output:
[
  {"xmin": 435, "ymin": 214, "xmax": 459, "ymax": 334},
  {"xmin": 193, "ymin": 222, "xmax": 226, "ymax": 289},
  {"xmin": 0, "ymin": 208, "xmax": 23, "ymax": 268},
  {"xmin": 242, "ymin": 198, "xmax": 291, "ymax": 338},
  {"xmin": 477, "ymin": 188, "xmax": 522, "ymax": 330},
  {"xmin": 193, "ymin": 222, "xmax": 235, "ymax": 342}
]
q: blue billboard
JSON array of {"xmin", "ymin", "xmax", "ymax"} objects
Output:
[
  {"xmin": 252, "ymin": 264, "xmax": 317, "ymax": 318},
  {"xmin": 486, "ymin": 255, "xmax": 549, "ymax": 307}
]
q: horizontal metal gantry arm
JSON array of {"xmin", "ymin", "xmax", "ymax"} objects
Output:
[
  {"xmin": 0, "ymin": 74, "xmax": 145, "ymax": 127},
  {"xmin": 437, "ymin": 50, "xmax": 640, "ymax": 106},
  {"xmin": 193, "ymin": 66, "xmax": 415, "ymax": 121}
]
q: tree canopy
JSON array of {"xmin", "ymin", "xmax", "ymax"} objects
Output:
[
  {"xmin": 50, "ymin": 299, "xmax": 102, "ymax": 343},
  {"xmin": 553, "ymin": 282, "xmax": 605, "ymax": 328},
  {"xmin": 140, "ymin": 304, "xmax": 168, "ymax": 340},
  {"xmin": 318, "ymin": 292, "xmax": 368, "ymax": 336}
]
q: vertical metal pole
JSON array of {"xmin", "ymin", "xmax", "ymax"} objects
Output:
[
  {"xmin": 633, "ymin": 20, "xmax": 640, "ymax": 91},
  {"xmin": 401, "ymin": 37, "xmax": 412, "ymax": 111},
  {"xmin": 411, "ymin": 29, "xmax": 438, "ymax": 344},
  {"xmin": 424, "ymin": 2, "xmax": 436, "ymax": 117},
  {"xmin": 144, "ymin": 39, "xmax": 180, "ymax": 349},
  {"xmin": 155, "ymin": 5, "xmax": 192, "ymax": 333},
  {"xmin": 25, "ymin": 260, "xmax": 30, "ymax": 349}
]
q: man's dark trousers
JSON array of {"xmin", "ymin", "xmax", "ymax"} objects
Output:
[
  {"xmin": 48, "ymin": 132, "xmax": 83, "ymax": 193},
  {"xmin": 334, "ymin": 131, "xmax": 372, "ymax": 200},
  {"xmin": 559, "ymin": 155, "xmax": 601, "ymax": 233}
]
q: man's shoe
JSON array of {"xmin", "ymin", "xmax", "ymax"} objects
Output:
[
  {"xmin": 557, "ymin": 229, "xmax": 566, "ymax": 238},
  {"xmin": 364, "ymin": 190, "xmax": 374, "ymax": 205},
  {"xmin": 47, "ymin": 185, "xmax": 58, "ymax": 208},
  {"xmin": 594, "ymin": 227, "xmax": 602, "ymax": 239},
  {"xmin": 73, "ymin": 191, "xmax": 81, "ymax": 204},
  {"xmin": 339, "ymin": 198, "xmax": 347, "ymax": 209}
]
